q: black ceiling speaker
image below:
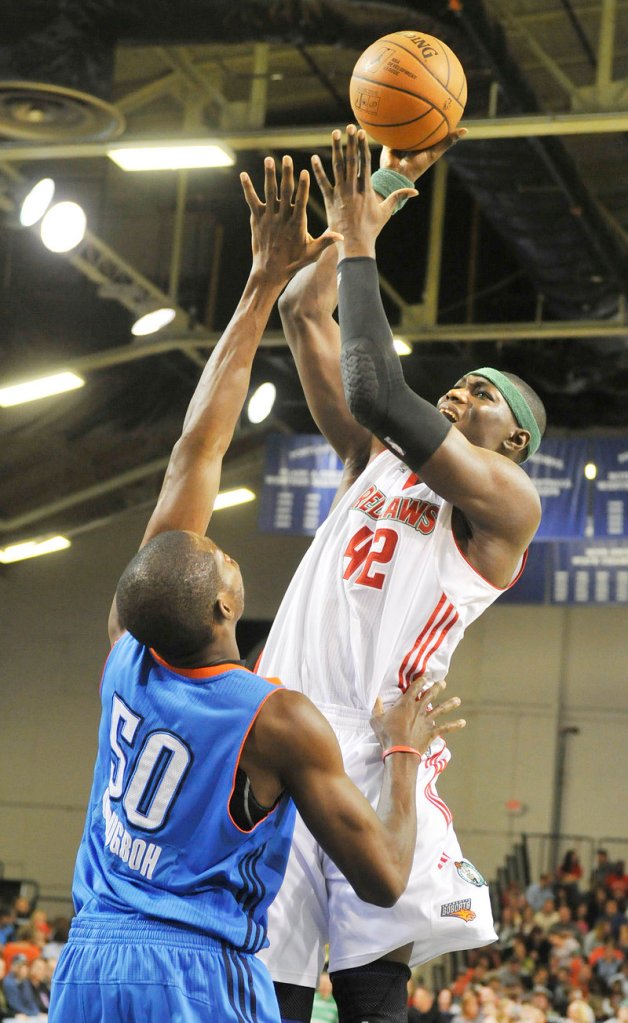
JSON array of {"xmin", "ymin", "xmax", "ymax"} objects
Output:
[{"xmin": 0, "ymin": 0, "xmax": 125, "ymax": 142}]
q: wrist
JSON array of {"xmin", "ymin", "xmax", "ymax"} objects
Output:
[
  {"xmin": 371, "ymin": 168, "xmax": 417, "ymax": 213},
  {"xmin": 247, "ymin": 267, "xmax": 288, "ymax": 298},
  {"xmin": 382, "ymin": 745, "xmax": 422, "ymax": 761},
  {"xmin": 338, "ymin": 238, "xmax": 376, "ymax": 260}
]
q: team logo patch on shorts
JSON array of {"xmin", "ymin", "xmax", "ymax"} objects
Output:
[
  {"xmin": 440, "ymin": 898, "xmax": 476, "ymax": 922},
  {"xmin": 454, "ymin": 859, "xmax": 487, "ymax": 887}
]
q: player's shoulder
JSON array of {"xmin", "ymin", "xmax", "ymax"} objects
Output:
[{"xmin": 254, "ymin": 687, "xmax": 336, "ymax": 759}]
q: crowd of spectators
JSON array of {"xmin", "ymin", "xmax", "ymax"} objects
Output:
[
  {"xmin": 3, "ymin": 849, "xmax": 626, "ymax": 1023},
  {"xmin": 0, "ymin": 897, "xmax": 68, "ymax": 1021},
  {"xmin": 403, "ymin": 849, "xmax": 628, "ymax": 1023}
]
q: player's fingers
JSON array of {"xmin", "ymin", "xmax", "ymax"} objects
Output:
[
  {"xmin": 279, "ymin": 155, "xmax": 295, "ymax": 212},
  {"xmin": 357, "ymin": 129, "xmax": 371, "ymax": 190},
  {"xmin": 381, "ymin": 188, "xmax": 418, "ymax": 218},
  {"xmin": 430, "ymin": 696, "xmax": 462, "ymax": 718},
  {"xmin": 263, "ymin": 156, "xmax": 278, "ymax": 207},
  {"xmin": 239, "ymin": 172, "xmax": 264, "ymax": 215},
  {"xmin": 414, "ymin": 678, "xmax": 445, "ymax": 704},
  {"xmin": 331, "ymin": 128, "xmax": 345, "ymax": 184},
  {"xmin": 345, "ymin": 124, "xmax": 358, "ymax": 189},
  {"xmin": 311, "ymin": 154, "xmax": 333, "ymax": 199},
  {"xmin": 306, "ymin": 230, "xmax": 344, "ymax": 261},
  {"xmin": 292, "ymin": 168, "xmax": 310, "ymax": 219},
  {"xmin": 434, "ymin": 718, "xmax": 466, "ymax": 735}
]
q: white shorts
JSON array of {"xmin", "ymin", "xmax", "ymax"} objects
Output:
[{"xmin": 260, "ymin": 712, "xmax": 496, "ymax": 987}]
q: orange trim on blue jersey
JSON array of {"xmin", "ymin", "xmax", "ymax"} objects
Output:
[
  {"xmin": 452, "ymin": 529, "xmax": 529, "ymax": 591},
  {"xmin": 227, "ymin": 686, "xmax": 290, "ymax": 835},
  {"xmin": 149, "ymin": 649, "xmax": 253, "ymax": 678}
]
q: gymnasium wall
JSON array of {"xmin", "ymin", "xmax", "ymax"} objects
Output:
[{"xmin": 1, "ymin": 484, "xmax": 626, "ymax": 918}]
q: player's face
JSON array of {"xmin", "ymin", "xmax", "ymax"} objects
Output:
[{"xmin": 436, "ymin": 374, "xmax": 519, "ymax": 453}]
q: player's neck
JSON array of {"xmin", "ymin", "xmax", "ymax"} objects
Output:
[{"xmin": 164, "ymin": 632, "xmax": 241, "ymax": 670}]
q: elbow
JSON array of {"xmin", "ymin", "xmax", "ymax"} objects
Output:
[
  {"xmin": 340, "ymin": 344, "xmax": 382, "ymax": 431},
  {"xmin": 354, "ymin": 872, "xmax": 406, "ymax": 909}
]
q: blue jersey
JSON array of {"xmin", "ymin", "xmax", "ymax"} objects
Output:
[{"xmin": 72, "ymin": 631, "xmax": 296, "ymax": 953}]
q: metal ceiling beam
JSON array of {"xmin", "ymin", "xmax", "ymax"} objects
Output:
[
  {"xmin": 3, "ymin": 316, "xmax": 626, "ymax": 389},
  {"xmin": 1, "ymin": 111, "xmax": 628, "ymax": 165}
]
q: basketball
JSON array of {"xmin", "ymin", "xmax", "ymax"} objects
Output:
[{"xmin": 349, "ymin": 30, "xmax": 467, "ymax": 151}]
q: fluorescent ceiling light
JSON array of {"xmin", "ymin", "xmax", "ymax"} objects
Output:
[
  {"xmin": 0, "ymin": 536, "xmax": 71, "ymax": 564},
  {"xmin": 132, "ymin": 308, "xmax": 177, "ymax": 336},
  {"xmin": 20, "ymin": 177, "xmax": 55, "ymax": 227},
  {"xmin": 393, "ymin": 338, "xmax": 412, "ymax": 356},
  {"xmin": 40, "ymin": 201, "xmax": 87, "ymax": 252},
  {"xmin": 0, "ymin": 371, "xmax": 85, "ymax": 408},
  {"xmin": 214, "ymin": 488, "xmax": 256, "ymax": 511},
  {"xmin": 108, "ymin": 144, "xmax": 235, "ymax": 172},
  {"xmin": 247, "ymin": 382, "xmax": 276, "ymax": 424},
  {"xmin": 584, "ymin": 462, "xmax": 598, "ymax": 480}
]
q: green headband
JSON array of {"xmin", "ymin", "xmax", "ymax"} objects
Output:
[{"xmin": 469, "ymin": 367, "xmax": 541, "ymax": 460}]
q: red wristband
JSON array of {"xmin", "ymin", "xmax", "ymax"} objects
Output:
[{"xmin": 382, "ymin": 745, "xmax": 422, "ymax": 761}]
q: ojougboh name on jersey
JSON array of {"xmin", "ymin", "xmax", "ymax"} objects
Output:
[{"xmin": 102, "ymin": 790, "xmax": 162, "ymax": 880}]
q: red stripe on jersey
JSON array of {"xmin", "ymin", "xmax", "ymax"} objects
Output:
[
  {"xmin": 398, "ymin": 594, "xmax": 449, "ymax": 691},
  {"xmin": 423, "ymin": 749, "xmax": 453, "ymax": 826},
  {"xmin": 410, "ymin": 606, "xmax": 460, "ymax": 681},
  {"xmin": 398, "ymin": 597, "xmax": 459, "ymax": 691},
  {"xmin": 402, "ymin": 472, "xmax": 421, "ymax": 491}
]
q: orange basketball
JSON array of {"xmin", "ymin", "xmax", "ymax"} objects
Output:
[{"xmin": 349, "ymin": 30, "xmax": 467, "ymax": 151}]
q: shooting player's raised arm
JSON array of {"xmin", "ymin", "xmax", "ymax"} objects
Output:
[{"xmin": 108, "ymin": 156, "xmax": 340, "ymax": 644}]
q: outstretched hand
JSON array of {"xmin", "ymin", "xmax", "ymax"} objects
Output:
[
  {"xmin": 380, "ymin": 127, "xmax": 467, "ymax": 183},
  {"xmin": 311, "ymin": 125, "xmax": 418, "ymax": 259},
  {"xmin": 370, "ymin": 679, "xmax": 465, "ymax": 758},
  {"xmin": 240, "ymin": 155, "xmax": 342, "ymax": 288}
]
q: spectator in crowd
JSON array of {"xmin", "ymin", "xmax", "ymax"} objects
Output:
[
  {"xmin": 0, "ymin": 909, "xmax": 15, "ymax": 948},
  {"xmin": 592, "ymin": 852, "xmax": 616, "ymax": 890},
  {"xmin": 585, "ymin": 921, "xmax": 612, "ymax": 959},
  {"xmin": 604, "ymin": 900, "xmax": 627, "ymax": 942},
  {"xmin": 437, "ymin": 987, "xmax": 456, "ymax": 1023},
  {"xmin": 2, "ymin": 954, "xmax": 43, "ymax": 1018},
  {"xmin": 531, "ymin": 985, "xmax": 563, "ymax": 1023},
  {"xmin": 496, "ymin": 907, "xmax": 522, "ymax": 955},
  {"xmin": 566, "ymin": 997, "xmax": 595, "ymax": 1023},
  {"xmin": 535, "ymin": 898, "xmax": 561, "ymax": 934},
  {"xmin": 527, "ymin": 875, "xmax": 556, "ymax": 914},
  {"xmin": 593, "ymin": 940, "xmax": 625, "ymax": 989},
  {"xmin": 25, "ymin": 959, "xmax": 49, "ymax": 1015},
  {"xmin": 10, "ymin": 902, "xmax": 31, "ymax": 934},
  {"xmin": 408, "ymin": 984, "xmax": 442, "ymax": 1023},
  {"xmin": 41, "ymin": 920, "xmax": 69, "ymax": 964},
  {"xmin": 0, "ymin": 956, "xmax": 19, "ymax": 1023},
  {"xmin": 310, "ymin": 970, "xmax": 338, "ymax": 1023},
  {"xmin": 1, "ymin": 927, "xmax": 45, "ymax": 971},
  {"xmin": 458, "ymin": 989, "xmax": 484, "ymax": 1023}
]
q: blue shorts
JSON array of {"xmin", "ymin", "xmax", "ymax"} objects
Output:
[{"xmin": 48, "ymin": 915, "xmax": 280, "ymax": 1023}]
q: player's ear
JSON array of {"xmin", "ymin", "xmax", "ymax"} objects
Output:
[
  {"xmin": 504, "ymin": 427, "xmax": 530, "ymax": 460},
  {"xmin": 215, "ymin": 593, "xmax": 236, "ymax": 621}
]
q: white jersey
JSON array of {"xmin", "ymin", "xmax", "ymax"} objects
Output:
[{"xmin": 259, "ymin": 448, "xmax": 524, "ymax": 715}]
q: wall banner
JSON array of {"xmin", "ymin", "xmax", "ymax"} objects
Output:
[{"xmin": 258, "ymin": 434, "xmax": 343, "ymax": 536}]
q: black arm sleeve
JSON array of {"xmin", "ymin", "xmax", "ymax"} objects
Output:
[{"xmin": 337, "ymin": 256, "xmax": 451, "ymax": 471}]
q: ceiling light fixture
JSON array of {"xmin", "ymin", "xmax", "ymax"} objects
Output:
[
  {"xmin": 0, "ymin": 370, "xmax": 85, "ymax": 408},
  {"xmin": 131, "ymin": 308, "xmax": 177, "ymax": 337},
  {"xmin": 108, "ymin": 143, "xmax": 235, "ymax": 172},
  {"xmin": 0, "ymin": 535, "xmax": 71, "ymax": 565},
  {"xmin": 214, "ymin": 488, "xmax": 256, "ymax": 511},
  {"xmin": 393, "ymin": 338, "xmax": 412, "ymax": 356},
  {"xmin": 247, "ymin": 382, "xmax": 277, "ymax": 424},
  {"xmin": 584, "ymin": 462, "xmax": 598, "ymax": 480},
  {"xmin": 40, "ymin": 201, "xmax": 87, "ymax": 252},
  {"xmin": 19, "ymin": 177, "xmax": 55, "ymax": 226}
]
